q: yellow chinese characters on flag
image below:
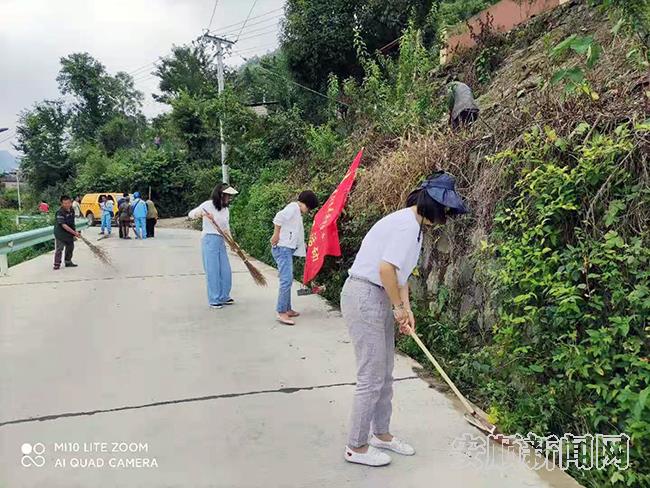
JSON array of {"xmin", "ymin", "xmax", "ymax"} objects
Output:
[{"xmin": 303, "ymin": 149, "xmax": 364, "ymax": 284}]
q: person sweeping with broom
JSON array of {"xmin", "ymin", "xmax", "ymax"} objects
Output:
[
  {"xmin": 189, "ymin": 183, "xmax": 239, "ymax": 309},
  {"xmin": 341, "ymin": 171, "xmax": 468, "ymax": 467},
  {"xmin": 53, "ymin": 195, "xmax": 81, "ymax": 270}
]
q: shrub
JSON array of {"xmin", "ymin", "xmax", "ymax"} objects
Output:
[
  {"xmin": 0, "ymin": 188, "xmax": 20, "ymax": 209},
  {"xmin": 470, "ymin": 123, "xmax": 649, "ymax": 487},
  {"xmin": 230, "ymin": 164, "xmax": 298, "ymax": 265}
]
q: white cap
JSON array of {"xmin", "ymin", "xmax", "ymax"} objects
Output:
[{"xmin": 223, "ymin": 186, "xmax": 239, "ymax": 195}]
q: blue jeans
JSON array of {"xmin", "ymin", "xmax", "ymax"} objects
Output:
[
  {"xmin": 272, "ymin": 246, "xmax": 294, "ymax": 313},
  {"xmin": 202, "ymin": 234, "xmax": 232, "ymax": 306},
  {"xmin": 101, "ymin": 212, "xmax": 112, "ymax": 234},
  {"xmin": 134, "ymin": 217, "xmax": 147, "ymax": 239}
]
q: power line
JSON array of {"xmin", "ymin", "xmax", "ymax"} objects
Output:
[
  {"xmin": 124, "ymin": 8, "xmax": 282, "ymax": 80},
  {"xmin": 132, "ymin": 68, "xmax": 159, "ymax": 82},
  {"xmin": 236, "ymin": 28, "xmax": 280, "ymax": 43},
  {"xmin": 206, "ymin": 0, "xmax": 220, "ymax": 32},
  {"xmin": 132, "ymin": 66, "xmax": 160, "ymax": 82},
  {"xmin": 240, "ymin": 57, "xmax": 348, "ymax": 107},
  {"xmin": 127, "ymin": 61, "xmax": 157, "ymax": 76},
  {"xmin": 208, "ymin": 7, "xmax": 282, "ymax": 34},
  {"xmin": 235, "ymin": 0, "xmax": 260, "ymax": 42},
  {"xmin": 220, "ymin": 16, "xmax": 281, "ymax": 38},
  {"xmin": 0, "ymin": 133, "xmax": 16, "ymax": 145},
  {"xmin": 0, "ymin": 128, "xmax": 15, "ymax": 140},
  {"xmin": 211, "ymin": 22, "xmax": 280, "ymax": 47},
  {"xmin": 132, "ymin": 74, "xmax": 159, "ymax": 85},
  {"xmin": 221, "ymin": 24, "xmax": 279, "ymax": 43},
  {"xmin": 232, "ymin": 44, "xmax": 277, "ymax": 56},
  {"xmin": 219, "ymin": 13, "xmax": 282, "ymax": 37}
]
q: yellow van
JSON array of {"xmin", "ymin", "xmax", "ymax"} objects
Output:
[{"xmin": 80, "ymin": 193, "xmax": 125, "ymax": 225}]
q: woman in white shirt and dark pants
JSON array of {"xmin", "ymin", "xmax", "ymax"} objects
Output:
[
  {"xmin": 189, "ymin": 183, "xmax": 239, "ymax": 309},
  {"xmin": 341, "ymin": 172, "xmax": 468, "ymax": 467}
]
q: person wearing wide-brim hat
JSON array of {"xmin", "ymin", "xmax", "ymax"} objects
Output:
[
  {"xmin": 188, "ymin": 183, "xmax": 239, "ymax": 309},
  {"xmin": 341, "ymin": 171, "xmax": 468, "ymax": 467}
]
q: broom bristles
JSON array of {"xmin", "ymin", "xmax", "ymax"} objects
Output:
[
  {"xmin": 80, "ymin": 235, "xmax": 113, "ymax": 267},
  {"xmin": 245, "ymin": 260, "xmax": 268, "ymax": 286},
  {"xmin": 203, "ymin": 211, "xmax": 267, "ymax": 286}
]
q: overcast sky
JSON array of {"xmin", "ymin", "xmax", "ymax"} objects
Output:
[{"xmin": 0, "ymin": 0, "xmax": 285, "ymax": 155}]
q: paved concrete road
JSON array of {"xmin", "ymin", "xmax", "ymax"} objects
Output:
[{"xmin": 0, "ymin": 228, "xmax": 581, "ymax": 488}]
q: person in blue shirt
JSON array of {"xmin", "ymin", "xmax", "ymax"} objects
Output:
[
  {"xmin": 131, "ymin": 192, "xmax": 148, "ymax": 239},
  {"xmin": 100, "ymin": 195, "xmax": 115, "ymax": 237}
]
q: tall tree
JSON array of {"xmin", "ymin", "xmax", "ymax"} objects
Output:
[
  {"xmin": 230, "ymin": 52, "xmax": 304, "ymax": 109},
  {"xmin": 57, "ymin": 53, "xmax": 143, "ymax": 140},
  {"xmin": 153, "ymin": 42, "xmax": 218, "ymax": 103},
  {"xmin": 104, "ymin": 71, "xmax": 144, "ymax": 117},
  {"xmin": 281, "ymin": 0, "xmax": 434, "ymax": 92},
  {"xmin": 15, "ymin": 100, "xmax": 72, "ymax": 192}
]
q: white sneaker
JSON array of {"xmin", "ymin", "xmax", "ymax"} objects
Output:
[
  {"xmin": 369, "ymin": 435, "xmax": 416, "ymax": 456},
  {"xmin": 344, "ymin": 445, "xmax": 391, "ymax": 466}
]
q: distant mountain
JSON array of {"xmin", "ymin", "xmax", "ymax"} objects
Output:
[{"xmin": 0, "ymin": 151, "xmax": 18, "ymax": 174}]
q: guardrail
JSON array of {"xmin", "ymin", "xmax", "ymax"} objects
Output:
[
  {"xmin": 15, "ymin": 214, "xmax": 49, "ymax": 226},
  {"xmin": 0, "ymin": 218, "xmax": 89, "ymax": 276}
]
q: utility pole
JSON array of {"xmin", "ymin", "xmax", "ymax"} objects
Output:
[
  {"xmin": 16, "ymin": 168, "xmax": 22, "ymax": 212},
  {"xmin": 204, "ymin": 34, "xmax": 235, "ymax": 184}
]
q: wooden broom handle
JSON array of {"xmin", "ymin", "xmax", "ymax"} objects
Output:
[
  {"xmin": 203, "ymin": 210, "xmax": 247, "ymax": 257},
  {"xmin": 409, "ymin": 331, "xmax": 476, "ymax": 415}
]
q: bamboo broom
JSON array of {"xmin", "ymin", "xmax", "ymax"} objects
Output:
[
  {"xmin": 79, "ymin": 234, "xmax": 113, "ymax": 267},
  {"xmin": 409, "ymin": 331, "xmax": 507, "ymax": 443},
  {"xmin": 202, "ymin": 210, "xmax": 267, "ymax": 287}
]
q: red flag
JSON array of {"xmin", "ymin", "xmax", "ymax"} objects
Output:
[{"xmin": 303, "ymin": 149, "xmax": 363, "ymax": 284}]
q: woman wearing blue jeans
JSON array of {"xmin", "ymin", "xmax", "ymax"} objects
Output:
[
  {"xmin": 270, "ymin": 191, "xmax": 319, "ymax": 325},
  {"xmin": 99, "ymin": 195, "xmax": 114, "ymax": 236},
  {"xmin": 189, "ymin": 183, "xmax": 239, "ymax": 309}
]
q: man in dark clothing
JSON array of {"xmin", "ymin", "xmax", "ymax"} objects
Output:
[
  {"xmin": 447, "ymin": 81, "xmax": 479, "ymax": 130},
  {"xmin": 117, "ymin": 192, "xmax": 128, "ymax": 238},
  {"xmin": 117, "ymin": 196, "xmax": 132, "ymax": 239},
  {"xmin": 53, "ymin": 195, "xmax": 81, "ymax": 270}
]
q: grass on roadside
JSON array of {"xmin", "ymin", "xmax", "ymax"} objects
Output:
[{"xmin": 0, "ymin": 208, "xmax": 55, "ymax": 267}]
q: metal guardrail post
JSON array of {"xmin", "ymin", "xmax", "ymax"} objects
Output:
[{"xmin": 0, "ymin": 218, "xmax": 89, "ymax": 276}]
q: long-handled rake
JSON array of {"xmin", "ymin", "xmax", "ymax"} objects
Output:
[
  {"xmin": 202, "ymin": 211, "xmax": 267, "ymax": 287},
  {"xmin": 409, "ymin": 331, "xmax": 506, "ymax": 442}
]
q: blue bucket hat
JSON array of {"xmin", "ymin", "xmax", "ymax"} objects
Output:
[
  {"xmin": 419, "ymin": 171, "xmax": 469, "ymax": 215},
  {"xmin": 133, "ymin": 191, "xmax": 141, "ymax": 199}
]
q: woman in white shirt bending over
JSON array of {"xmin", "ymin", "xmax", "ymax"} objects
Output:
[
  {"xmin": 270, "ymin": 190, "xmax": 319, "ymax": 325},
  {"xmin": 189, "ymin": 183, "xmax": 239, "ymax": 309},
  {"xmin": 342, "ymin": 171, "xmax": 468, "ymax": 467}
]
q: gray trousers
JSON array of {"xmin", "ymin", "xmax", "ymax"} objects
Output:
[{"xmin": 341, "ymin": 277, "xmax": 395, "ymax": 448}]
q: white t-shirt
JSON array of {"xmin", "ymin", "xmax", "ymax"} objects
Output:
[
  {"xmin": 102, "ymin": 200, "xmax": 114, "ymax": 214},
  {"xmin": 188, "ymin": 200, "xmax": 230, "ymax": 236},
  {"xmin": 273, "ymin": 202, "xmax": 306, "ymax": 257},
  {"xmin": 349, "ymin": 208, "xmax": 422, "ymax": 287}
]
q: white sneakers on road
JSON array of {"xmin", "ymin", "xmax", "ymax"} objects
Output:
[
  {"xmin": 369, "ymin": 435, "xmax": 416, "ymax": 456},
  {"xmin": 344, "ymin": 436, "xmax": 415, "ymax": 467},
  {"xmin": 344, "ymin": 445, "xmax": 391, "ymax": 466}
]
